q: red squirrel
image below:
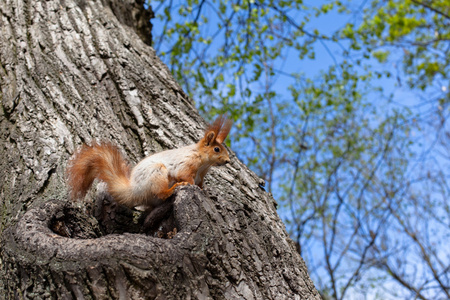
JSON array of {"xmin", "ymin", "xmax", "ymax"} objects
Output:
[{"xmin": 67, "ymin": 115, "xmax": 232, "ymax": 210}]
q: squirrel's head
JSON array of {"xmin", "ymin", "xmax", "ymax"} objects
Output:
[{"xmin": 200, "ymin": 115, "xmax": 232, "ymax": 166}]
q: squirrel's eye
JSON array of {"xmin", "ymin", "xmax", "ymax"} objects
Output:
[{"xmin": 214, "ymin": 147, "xmax": 220, "ymax": 153}]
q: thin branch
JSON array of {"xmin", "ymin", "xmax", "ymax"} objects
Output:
[
  {"xmin": 386, "ymin": 200, "xmax": 450, "ymax": 298},
  {"xmin": 382, "ymin": 263, "xmax": 429, "ymax": 300},
  {"xmin": 410, "ymin": 0, "xmax": 450, "ymax": 20}
]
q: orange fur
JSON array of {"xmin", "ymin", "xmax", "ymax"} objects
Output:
[{"xmin": 66, "ymin": 143, "xmax": 131, "ymax": 203}]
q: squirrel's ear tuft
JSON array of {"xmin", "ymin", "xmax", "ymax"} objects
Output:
[
  {"xmin": 206, "ymin": 115, "xmax": 233, "ymax": 144},
  {"xmin": 216, "ymin": 117, "xmax": 232, "ymax": 144}
]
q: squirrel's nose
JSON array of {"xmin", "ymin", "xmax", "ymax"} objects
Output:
[{"xmin": 225, "ymin": 159, "xmax": 231, "ymax": 164}]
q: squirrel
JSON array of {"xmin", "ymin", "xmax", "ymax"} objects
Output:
[{"xmin": 66, "ymin": 115, "xmax": 232, "ymax": 210}]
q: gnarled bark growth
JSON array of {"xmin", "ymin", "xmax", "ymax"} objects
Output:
[
  {"xmin": 0, "ymin": 0, "xmax": 320, "ymax": 298},
  {"xmin": 2, "ymin": 187, "xmax": 317, "ymax": 299}
]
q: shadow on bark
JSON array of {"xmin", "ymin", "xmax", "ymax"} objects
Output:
[{"xmin": 49, "ymin": 190, "xmax": 177, "ymax": 239}]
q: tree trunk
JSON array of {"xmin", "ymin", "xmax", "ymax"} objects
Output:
[{"xmin": 0, "ymin": 0, "xmax": 320, "ymax": 299}]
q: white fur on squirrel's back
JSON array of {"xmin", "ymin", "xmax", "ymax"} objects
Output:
[{"xmin": 130, "ymin": 144, "xmax": 201, "ymax": 187}]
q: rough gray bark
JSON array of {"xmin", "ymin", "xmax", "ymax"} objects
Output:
[{"xmin": 0, "ymin": 0, "xmax": 321, "ymax": 299}]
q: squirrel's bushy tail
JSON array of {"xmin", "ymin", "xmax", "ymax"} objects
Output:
[{"xmin": 66, "ymin": 143, "xmax": 132, "ymax": 205}]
